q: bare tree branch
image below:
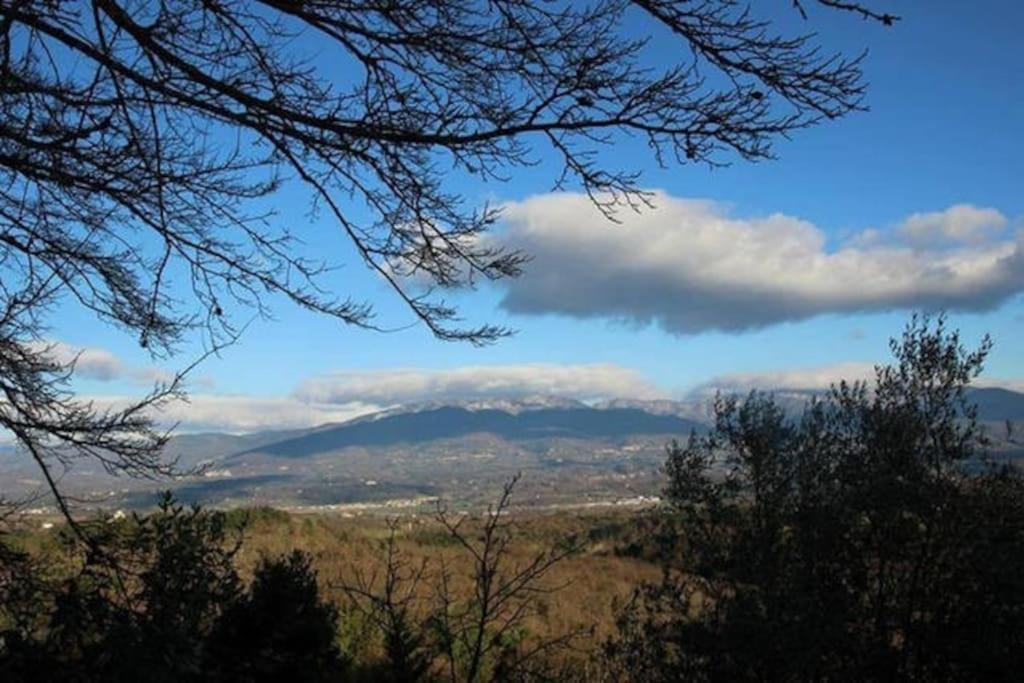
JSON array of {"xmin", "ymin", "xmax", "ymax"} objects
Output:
[{"xmin": 0, "ymin": 0, "xmax": 893, "ymax": 520}]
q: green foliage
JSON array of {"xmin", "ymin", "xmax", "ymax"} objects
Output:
[
  {"xmin": 0, "ymin": 495, "xmax": 346, "ymax": 683},
  {"xmin": 609, "ymin": 315, "xmax": 1024, "ymax": 680},
  {"xmin": 3, "ymin": 486, "xmax": 583, "ymax": 682},
  {"xmin": 206, "ymin": 550, "xmax": 346, "ymax": 682},
  {"xmin": 336, "ymin": 604, "xmax": 376, "ymax": 655},
  {"xmin": 0, "ymin": 535, "xmax": 52, "ymax": 675},
  {"xmin": 338, "ymin": 479, "xmax": 583, "ymax": 682},
  {"xmin": 17, "ymin": 494, "xmax": 244, "ymax": 682},
  {"xmin": 221, "ymin": 506, "xmax": 291, "ymax": 532}
]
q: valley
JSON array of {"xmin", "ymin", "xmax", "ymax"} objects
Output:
[{"xmin": 4, "ymin": 389, "xmax": 1024, "ymax": 513}]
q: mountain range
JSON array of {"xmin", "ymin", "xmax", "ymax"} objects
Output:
[{"xmin": 4, "ymin": 388, "xmax": 1024, "ymax": 510}]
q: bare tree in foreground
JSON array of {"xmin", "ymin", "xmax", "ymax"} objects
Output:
[
  {"xmin": 340, "ymin": 475, "xmax": 584, "ymax": 681},
  {"xmin": 432, "ymin": 475, "xmax": 582, "ymax": 682},
  {"xmin": 0, "ymin": 1, "xmax": 896, "ymax": 511},
  {"xmin": 337, "ymin": 518, "xmax": 434, "ymax": 682}
]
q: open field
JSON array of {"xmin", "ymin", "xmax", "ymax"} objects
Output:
[
  {"xmin": 233, "ymin": 507, "xmax": 660, "ymax": 652},
  {"xmin": 9, "ymin": 503, "xmax": 665, "ymax": 670}
]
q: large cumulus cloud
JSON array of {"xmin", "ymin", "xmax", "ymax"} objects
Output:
[
  {"xmin": 495, "ymin": 193, "xmax": 1024, "ymax": 333},
  {"xmin": 899, "ymin": 205, "xmax": 1008, "ymax": 248}
]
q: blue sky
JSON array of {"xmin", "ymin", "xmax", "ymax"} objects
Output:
[{"xmin": 54, "ymin": 2, "xmax": 1024, "ymax": 432}]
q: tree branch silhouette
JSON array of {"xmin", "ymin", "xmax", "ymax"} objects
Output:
[{"xmin": 0, "ymin": 0, "xmax": 894, "ymax": 510}]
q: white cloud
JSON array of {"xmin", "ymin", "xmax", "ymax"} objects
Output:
[
  {"xmin": 85, "ymin": 394, "xmax": 377, "ymax": 433},
  {"xmin": 35, "ymin": 341, "xmax": 126, "ymax": 381},
  {"xmin": 130, "ymin": 366, "xmax": 179, "ymax": 386},
  {"xmin": 63, "ymin": 363, "xmax": 660, "ymax": 435},
  {"xmin": 31, "ymin": 340, "xmax": 201, "ymax": 387},
  {"xmin": 294, "ymin": 363, "xmax": 664, "ymax": 405},
  {"xmin": 692, "ymin": 362, "xmax": 877, "ymax": 396},
  {"xmin": 972, "ymin": 377, "xmax": 1024, "ymax": 394},
  {"xmin": 494, "ymin": 193, "xmax": 1024, "ymax": 334},
  {"xmin": 692, "ymin": 362, "xmax": 1024, "ymax": 397},
  {"xmin": 55, "ymin": 360, "xmax": 1024, "ymax": 436},
  {"xmin": 898, "ymin": 204, "xmax": 1008, "ymax": 248}
]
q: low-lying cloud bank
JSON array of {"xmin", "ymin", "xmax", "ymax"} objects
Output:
[
  {"xmin": 691, "ymin": 362, "xmax": 878, "ymax": 396},
  {"xmin": 693, "ymin": 362, "xmax": 1024, "ymax": 397},
  {"xmin": 294, "ymin": 363, "xmax": 664, "ymax": 405},
  {"xmin": 496, "ymin": 193, "xmax": 1024, "ymax": 333},
  {"xmin": 17, "ymin": 355, "xmax": 1023, "ymax": 437},
  {"xmin": 74, "ymin": 362, "xmax": 664, "ymax": 433},
  {"xmin": 85, "ymin": 394, "xmax": 377, "ymax": 434}
]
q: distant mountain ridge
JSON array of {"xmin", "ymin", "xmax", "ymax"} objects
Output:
[
  {"xmin": 163, "ymin": 387, "xmax": 1024, "ymax": 466},
  {"xmin": 967, "ymin": 387, "xmax": 1024, "ymax": 422},
  {"xmin": 342, "ymin": 395, "xmax": 590, "ymax": 425},
  {"xmin": 232, "ymin": 404, "xmax": 705, "ymax": 460},
  {"xmin": 4, "ymin": 388, "xmax": 1022, "ymax": 510}
]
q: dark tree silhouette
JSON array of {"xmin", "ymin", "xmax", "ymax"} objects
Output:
[
  {"xmin": 0, "ymin": 496, "xmax": 347, "ymax": 683},
  {"xmin": 206, "ymin": 550, "xmax": 347, "ymax": 683},
  {"xmin": 0, "ymin": 0, "xmax": 895, "ymax": 513},
  {"xmin": 607, "ymin": 316, "xmax": 1024, "ymax": 680},
  {"xmin": 0, "ymin": 494, "xmax": 244, "ymax": 682}
]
